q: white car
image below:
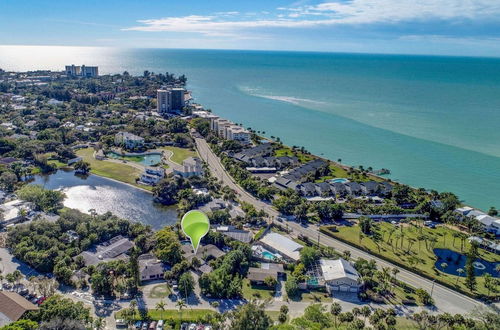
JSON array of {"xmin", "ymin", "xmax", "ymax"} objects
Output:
[
  {"xmin": 156, "ymin": 320, "xmax": 164, "ymax": 330},
  {"xmin": 115, "ymin": 319, "xmax": 127, "ymax": 328}
]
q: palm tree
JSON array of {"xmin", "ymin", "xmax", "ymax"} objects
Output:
[
  {"xmin": 456, "ymin": 268, "xmax": 464, "ymax": 284},
  {"xmin": 452, "ymin": 232, "xmax": 459, "ymax": 247},
  {"xmin": 128, "ymin": 299, "xmax": 137, "ymax": 319},
  {"xmin": 407, "ymin": 238, "xmax": 416, "ymax": 252},
  {"xmin": 391, "ymin": 268, "xmax": 400, "ymax": 282},
  {"xmin": 93, "ymin": 317, "xmax": 106, "ymax": 330},
  {"xmin": 156, "ymin": 300, "xmax": 166, "ymax": 320},
  {"xmin": 176, "ymin": 299, "xmax": 187, "ymax": 322},
  {"xmin": 330, "ymin": 302, "xmax": 342, "ymax": 328}
]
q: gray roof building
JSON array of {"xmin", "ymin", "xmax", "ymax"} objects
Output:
[{"xmin": 76, "ymin": 236, "xmax": 134, "ymax": 266}]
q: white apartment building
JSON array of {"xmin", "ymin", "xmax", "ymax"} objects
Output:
[
  {"xmin": 65, "ymin": 65, "xmax": 98, "ymax": 77},
  {"xmin": 226, "ymin": 125, "xmax": 251, "ymax": 143},
  {"xmin": 157, "ymin": 89, "xmax": 172, "ymax": 114},
  {"xmin": 210, "ymin": 117, "xmax": 250, "ymax": 142}
]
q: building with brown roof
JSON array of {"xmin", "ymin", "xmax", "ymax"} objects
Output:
[
  {"xmin": 0, "ymin": 292, "xmax": 39, "ymax": 326},
  {"xmin": 247, "ymin": 263, "xmax": 285, "ymax": 285}
]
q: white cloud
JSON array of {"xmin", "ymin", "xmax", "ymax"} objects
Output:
[
  {"xmin": 293, "ymin": 0, "xmax": 500, "ymax": 23},
  {"xmin": 123, "ymin": 1, "xmax": 500, "ymax": 36}
]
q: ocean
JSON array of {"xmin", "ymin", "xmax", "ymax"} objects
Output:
[{"xmin": 1, "ymin": 46, "xmax": 499, "ymax": 210}]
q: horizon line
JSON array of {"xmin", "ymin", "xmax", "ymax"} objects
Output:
[{"xmin": 1, "ymin": 44, "xmax": 500, "ymax": 60}]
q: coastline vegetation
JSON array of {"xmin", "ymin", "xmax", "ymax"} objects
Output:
[{"xmin": 321, "ymin": 220, "xmax": 499, "ymax": 298}]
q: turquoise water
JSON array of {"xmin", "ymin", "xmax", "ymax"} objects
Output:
[
  {"xmin": 106, "ymin": 151, "xmax": 162, "ymax": 166},
  {"xmin": 262, "ymin": 251, "xmax": 278, "ymax": 260},
  {"xmin": 1, "ymin": 46, "xmax": 500, "ymax": 210},
  {"xmin": 330, "ymin": 178, "xmax": 348, "ymax": 184}
]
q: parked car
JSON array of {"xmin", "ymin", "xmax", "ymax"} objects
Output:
[
  {"xmin": 115, "ymin": 319, "xmax": 127, "ymax": 328},
  {"xmin": 19, "ymin": 288, "xmax": 29, "ymax": 296},
  {"xmin": 141, "ymin": 322, "xmax": 149, "ymax": 330},
  {"xmin": 149, "ymin": 321, "xmax": 157, "ymax": 329},
  {"xmin": 156, "ymin": 320, "xmax": 164, "ymax": 330},
  {"xmin": 134, "ymin": 321, "xmax": 142, "ymax": 329}
]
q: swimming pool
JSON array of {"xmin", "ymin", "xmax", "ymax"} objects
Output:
[
  {"xmin": 330, "ymin": 178, "xmax": 348, "ymax": 184},
  {"xmin": 262, "ymin": 251, "xmax": 278, "ymax": 260}
]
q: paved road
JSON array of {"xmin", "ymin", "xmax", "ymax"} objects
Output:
[{"xmin": 194, "ymin": 137, "xmax": 486, "ymax": 315}]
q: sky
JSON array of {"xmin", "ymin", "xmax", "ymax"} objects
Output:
[{"xmin": 1, "ymin": 0, "xmax": 500, "ymax": 56}]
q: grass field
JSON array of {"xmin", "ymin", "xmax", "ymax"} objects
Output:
[
  {"xmin": 242, "ymin": 279, "xmax": 275, "ymax": 300},
  {"xmin": 148, "ymin": 284, "xmax": 171, "ymax": 299},
  {"xmin": 116, "ymin": 308, "xmax": 215, "ymax": 322},
  {"xmin": 76, "ymin": 148, "xmax": 144, "ymax": 188},
  {"xmin": 161, "ymin": 146, "xmax": 197, "ymax": 165},
  {"xmin": 275, "ymin": 147, "xmax": 314, "ymax": 163},
  {"xmin": 274, "ymin": 146, "xmax": 383, "ymax": 183},
  {"xmin": 321, "ymin": 221, "xmax": 499, "ymax": 298}
]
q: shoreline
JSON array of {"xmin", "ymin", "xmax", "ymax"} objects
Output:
[
  {"xmin": 247, "ymin": 135, "xmax": 487, "ymax": 213},
  {"xmin": 87, "ymin": 171, "xmax": 154, "ymax": 194}
]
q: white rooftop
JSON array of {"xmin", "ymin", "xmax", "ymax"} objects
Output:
[
  {"xmin": 259, "ymin": 232, "xmax": 303, "ymax": 261},
  {"xmin": 320, "ymin": 258, "xmax": 360, "ymax": 282}
]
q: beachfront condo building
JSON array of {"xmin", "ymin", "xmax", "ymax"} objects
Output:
[
  {"xmin": 210, "ymin": 117, "xmax": 251, "ymax": 143},
  {"xmin": 65, "ymin": 65, "xmax": 98, "ymax": 77},
  {"xmin": 157, "ymin": 88, "xmax": 186, "ymax": 115},
  {"xmin": 157, "ymin": 89, "xmax": 172, "ymax": 114}
]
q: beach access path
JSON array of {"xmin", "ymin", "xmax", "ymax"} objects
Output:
[{"xmin": 193, "ymin": 135, "xmax": 487, "ymax": 316}]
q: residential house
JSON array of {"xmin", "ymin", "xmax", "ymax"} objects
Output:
[
  {"xmin": 0, "ymin": 292, "xmax": 39, "ymax": 327},
  {"xmin": 76, "ymin": 236, "xmax": 134, "ymax": 266},
  {"xmin": 247, "ymin": 263, "xmax": 285, "ymax": 285},
  {"xmin": 139, "ymin": 254, "xmax": 167, "ymax": 282},
  {"xmin": 320, "ymin": 258, "xmax": 361, "ymax": 294},
  {"xmin": 114, "ymin": 132, "xmax": 145, "ymax": 150},
  {"xmin": 140, "ymin": 167, "xmax": 165, "ymax": 185},
  {"xmin": 181, "ymin": 244, "xmax": 226, "ymax": 274},
  {"xmin": 173, "ymin": 157, "xmax": 203, "ymax": 177},
  {"xmin": 0, "ymin": 199, "xmax": 32, "ymax": 227},
  {"xmin": 258, "ymin": 232, "xmax": 303, "ymax": 262},
  {"xmin": 216, "ymin": 225, "xmax": 252, "ymax": 244},
  {"xmin": 360, "ymin": 181, "xmax": 380, "ymax": 195},
  {"xmin": 476, "ymin": 215, "xmax": 500, "ymax": 235}
]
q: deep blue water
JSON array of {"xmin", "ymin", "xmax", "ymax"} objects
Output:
[
  {"xmin": 434, "ymin": 248, "xmax": 499, "ymax": 277},
  {"xmin": 2, "ymin": 46, "xmax": 500, "ymax": 210}
]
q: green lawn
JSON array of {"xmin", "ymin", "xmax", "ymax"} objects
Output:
[
  {"xmin": 321, "ymin": 221, "xmax": 499, "ymax": 298},
  {"xmin": 266, "ymin": 310, "xmax": 285, "ymax": 323},
  {"xmin": 116, "ymin": 308, "xmax": 215, "ymax": 322},
  {"xmin": 76, "ymin": 148, "xmax": 144, "ymax": 188},
  {"xmin": 242, "ymin": 279, "xmax": 275, "ymax": 300},
  {"xmin": 287, "ymin": 288, "xmax": 331, "ymax": 303},
  {"xmin": 274, "ymin": 147, "xmax": 314, "ymax": 163},
  {"xmin": 274, "ymin": 147, "xmax": 383, "ymax": 183},
  {"xmin": 47, "ymin": 159, "xmax": 67, "ymax": 168},
  {"xmin": 161, "ymin": 146, "xmax": 197, "ymax": 165},
  {"xmin": 148, "ymin": 284, "xmax": 171, "ymax": 298}
]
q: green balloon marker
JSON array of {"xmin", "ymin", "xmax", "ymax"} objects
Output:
[{"xmin": 181, "ymin": 210, "xmax": 210, "ymax": 254}]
